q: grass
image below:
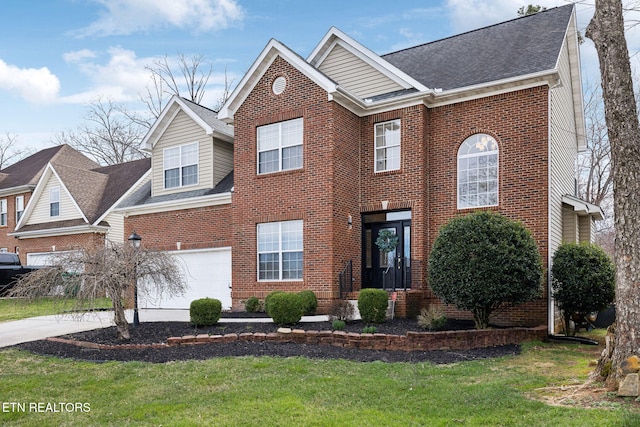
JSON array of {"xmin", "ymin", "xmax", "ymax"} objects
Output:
[
  {"xmin": 0, "ymin": 298, "xmax": 112, "ymax": 323},
  {"xmin": 1, "ymin": 334, "xmax": 640, "ymax": 426}
]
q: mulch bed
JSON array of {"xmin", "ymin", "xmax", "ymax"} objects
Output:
[{"xmin": 13, "ymin": 316, "xmax": 521, "ymax": 364}]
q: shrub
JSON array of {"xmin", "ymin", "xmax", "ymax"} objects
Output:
[
  {"xmin": 328, "ymin": 300, "xmax": 355, "ymax": 322},
  {"xmin": 264, "ymin": 290, "xmax": 284, "ymax": 317},
  {"xmin": 267, "ymin": 292, "xmax": 304, "ymax": 326},
  {"xmin": 190, "ymin": 298, "xmax": 222, "ymax": 327},
  {"xmin": 428, "ymin": 211, "xmax": 543, "ymax": 329},
  {"xmin": 245, "ymin": 296, "xmax": 261, "ymax": 313},
  {"xmin": 417, "ymin": 306, "xmax": 447, "ymax": 331},
  {"xmin": 552, "ymin": 242, "xmax": 615, "ymax": 336},
  {"xmin": 297, "ymin": 290, "xmax": 318, "ymax": 315},
  {"xmin": 332, "ymin": 319, "xmax": 346, "ymax": 330},
  {"xmin": 358, "ymin": 289, "xmax": 389, "ymax": 323},
  {"xmin": 362, "ymin": 325, "xmax": 377, "ymax": 334}
]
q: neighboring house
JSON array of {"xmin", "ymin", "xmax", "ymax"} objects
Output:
[
  {"xmin": 8, "ymin": 146, "xmax": 150, "ymax": 266},
  {"xmin": 115, "ymin": 96, "xmax": 235, "ymax": 309},
  {"xmin": 216, "ymin": 4, "xmax": 600, "ymax": 331}
]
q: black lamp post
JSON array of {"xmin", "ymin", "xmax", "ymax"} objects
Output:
[{"xmin": 128, "ymin": 230, "xmax": 142, "ymax": 327}]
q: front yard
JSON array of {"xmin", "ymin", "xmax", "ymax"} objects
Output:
[{"xmin": 1, "ymin": 335, "xmax": 639, "ymax": 426}]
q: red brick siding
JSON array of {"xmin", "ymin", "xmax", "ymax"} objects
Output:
[
  {"xmin": 0, "ymin": 191, "xmax": 32, "ymax": 261},
  {"xmin": 20, "ymin": 233, "xmax": 105, "ymax": 265}
]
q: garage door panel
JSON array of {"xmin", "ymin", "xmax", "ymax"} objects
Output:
[{"xmin": 140, "ymin": 248, "xmax": 232, "ymax": 310}]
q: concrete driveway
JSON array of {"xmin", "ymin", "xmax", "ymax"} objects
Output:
[{"xmin": 0, "ymin": 309, "xmax": 328, "ymax": 348}]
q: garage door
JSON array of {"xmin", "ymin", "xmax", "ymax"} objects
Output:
[
  {"xmin": 27, "ymin": 251, "xmax": 75, "ymax": 267},
  {"xmin": 140, "ymin": 247, "xmax": 232, "ymax": 310}
]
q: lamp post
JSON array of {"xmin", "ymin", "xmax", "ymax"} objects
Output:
[{"xmin": 128, "ymin": 230, "xmax": 142, "ymax": 327}]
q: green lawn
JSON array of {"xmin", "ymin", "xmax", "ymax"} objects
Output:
[
  {"xmin": 0, "ymin": 298, "xmax": 112, "ymax": 323},
  {"xmin": 1, "ymin": 338, "xmax": 639, "ymax": 426}
]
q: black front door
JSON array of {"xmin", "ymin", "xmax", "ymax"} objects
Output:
[{"xmin": 362, "ymin": 211, "xmax": 411, "ymax": 290}]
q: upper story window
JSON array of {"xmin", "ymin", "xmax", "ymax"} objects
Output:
[
  {"xmin": 164, "ymin": 142, "xmax": 199, "ymax": 189},
  {"xmin": 15, "ymin": 196, "xmax": 24, "ymax": 223},
  {"xmin": 257, "ymin": 220, "xmax": 303, "ymax": 281},
  {"xmin": 0, "ymin": 200, "xmax": 6, "ymax": 226},
  {"xmin": 457, "ymin": 134, "xmax": 499, "ymax": 209},
  {"xmin": 375, "ymin": 119, "xmax": 401, "ymax": 172},
  {"xmin": 50, "ymin": 187, "xmax": 60, "ymax": 217},
  {"xmin": 257, "ymin": 118, "xmax": 303, "ymax": 174}
]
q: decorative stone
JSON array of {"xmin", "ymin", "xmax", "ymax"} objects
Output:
[
  {"xmin": 618, "ymin": 373, "xmax": 640, "ymax": 397},
  {"xmin": 277, "ymin": 327, "xmax": 292, "ymax": 334},
  {"xmin": 621, "ymin": 356, "xmax": 640, "ymax": 375}
]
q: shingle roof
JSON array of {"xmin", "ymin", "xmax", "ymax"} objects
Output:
[
  {"xmin": 179, "ymin": 97, "xmax": 234, "ymax": 137},
  {"xmin": 382, "ymin": 4, "xmax": 574, "ymax": 91}
]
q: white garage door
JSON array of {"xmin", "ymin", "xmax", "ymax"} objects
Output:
[
  {"xmin": 140, "ymin": 248, "xmax": 232, "ymax": 310},
  {"xmin": 27, "ymin": 251, "xmax": 75, "ymax": 267}
]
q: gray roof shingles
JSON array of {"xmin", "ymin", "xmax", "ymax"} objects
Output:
[{"xmin": 382, "ymin": 4, "xmax": 574, "ymax": 91}]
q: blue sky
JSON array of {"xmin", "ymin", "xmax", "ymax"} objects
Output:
[{"xmin": 0, "ymin": 0, "xmax": 637, "ymax": 154}]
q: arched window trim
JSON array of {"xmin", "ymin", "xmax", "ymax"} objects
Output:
[{"xmin": 457, "ymin": 133, "xmax": 499, "ymax": 209}]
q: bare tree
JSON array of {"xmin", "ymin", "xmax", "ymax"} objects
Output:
[
  {"xmin": 0, "ymin": 133, "xmax": 31, "ymax": 169},
  {"xmin": 9, "ymin": 243, "xmax": 186, "ymax": 340},
  {"xmin": 586, "ymin": 0, "xmax": 640, "ymax": 387},
  {"xmin": 52, "ymin": 97, "xmax": 148, "ymax": 165}
]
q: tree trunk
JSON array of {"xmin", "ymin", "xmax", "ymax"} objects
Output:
[
  {"xmin": 586, "ymin": 0, "xmax": 640, "ymax": 387},
  {"xmin": 112, "ymin": 298, "xmax": 131, "ymax": 341}
]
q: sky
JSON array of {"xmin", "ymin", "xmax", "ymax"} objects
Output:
[{"xmin": 1, "ymin": 0, "xmax": 639, "ymax": 154}]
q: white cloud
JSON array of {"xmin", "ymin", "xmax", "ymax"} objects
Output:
[
  {"xmin": 63, "ymin": 49, "xmax": 98, "ymax": 63},
  {"xmin": 73, "ymin": 0, "xmax": 244, "ymax": 37},
  {"xmin": 0, "ymin": 60, "xmax": 60, "ymax": 104}
]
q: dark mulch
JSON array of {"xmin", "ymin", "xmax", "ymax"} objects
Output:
[{"xmin": 14, "ymin": 316, "xmax": 521, "ymax": 364}]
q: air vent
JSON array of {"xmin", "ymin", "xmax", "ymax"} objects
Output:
[{"xmin": 272, "ymin": 76, "xmax": 286, "ymax": 95}]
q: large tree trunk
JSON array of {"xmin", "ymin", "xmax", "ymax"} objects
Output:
[
  {"xmin": 112, "ymin": 298, "xmax": 131, "ymax": 341},
  {"xmin": 586, "ymin": 0, "xmax": 640, "ymax": 387}
]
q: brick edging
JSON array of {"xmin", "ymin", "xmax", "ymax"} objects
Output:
[{"xmin": 47, "ymin": 326, "xmax": 547, "ymax": 352}]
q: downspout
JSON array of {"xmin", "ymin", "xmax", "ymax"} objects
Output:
[{"xmin": 547, "ymin": 84, "xmax": 555, "ymax": 335}]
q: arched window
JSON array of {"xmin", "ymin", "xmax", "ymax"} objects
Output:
[{"xmin": 457, "ymin": 134, "xmax": 499, "ymax": 209}]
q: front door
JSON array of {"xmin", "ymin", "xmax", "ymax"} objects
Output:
[{"xmin": 362, "ymin": 211, "xmax": 411, "ymax": 290}]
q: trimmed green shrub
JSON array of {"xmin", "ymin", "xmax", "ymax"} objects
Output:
[
  {"xmin": 245, "ymin": 296, "xmax": 261, "ymax": 313},
  {"xmin": 328, "ymin": 299, "xmax": 355, "ymax": 322},
  {"xmin": 428, "ymin": 211, "xmax": 543, "ymax": 329},
  {"xmin": 264, "ymin": 290, "xmax": 284, "ymax": 317},
  {"xmin": 332, "ymin": 319, "xmax": 346, "ymax": 330},
  {"xmin": 297, "ymin": 290, "xmax": 318, "ymax": 315},
  {"xmin": 267, "ymin": 292, "xmax": 304, "ymax": 326},
  {"xmin": 552, "ymin": 242, "xmax": 615, "ymax": 335},
  {"xmin": 417, "ymin": 306, "xmax": 447, "ymax": 331},
  {"xmin": 362, "ymin": 325, "xmax": 377, "ymax": 334},
  {"xmin": 358, "ymin": 289, "xmax": 389, "ymax": 323},
  {"xmin": 190, "ymin": 298, "xmax": 222, "ymax": 327}
]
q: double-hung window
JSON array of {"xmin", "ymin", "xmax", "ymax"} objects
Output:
[
  {"xmin": 257, "ymin": 118, "xmax": 303, "ymax": 174},
  {"xmin": 457, "ymin": 134, "xmax": 499, "ymax": 209},
  {"xmin": 50, "ymin": 187, "xmax": 60, "ymax": 217},
  {"xmin": 0, "ymin": 200, "xmax": 6, "ymax": 226},
  {"xmin": 15, "ymin": 196, "xmax": 24, "ymax": 223},
  {"xmin": 164, "ymin": 142, "xmax": 199, "ymax": 189},
  {"xmin": 257, "ymin": 220, "xmax": 303, "ymax": 281},
  {"xmin": 375, "ymin": 119, "xmax": 401, "ymax": 172}
]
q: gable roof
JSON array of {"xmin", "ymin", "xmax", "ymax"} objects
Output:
[
  {"xmin": 382, "ymin": 4, "xmax": 574, "ymax": 91},
  {"xmin": 140, "ymin": 96, "xmax": 234, "ymax": 152}
]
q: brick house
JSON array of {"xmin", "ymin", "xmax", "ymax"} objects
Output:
[
  {"xmin": 2, "ymin": 145, "xmax": 149, "ymax": 265},
  {"xmin": 122, "ymin": 5, "xmax": 601, "ymax": 332}
]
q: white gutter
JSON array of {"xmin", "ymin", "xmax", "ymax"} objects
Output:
[
  {"xmin": 0, "ymin": 185, "xmax": 35, "ymax": 198},
  {"xmin": 9, "ymin": 224, "xmax": 109, "ymax": 239},
  {"xmin": 114, "ymin": 192, "xmax": 232, "ymax": 217}
]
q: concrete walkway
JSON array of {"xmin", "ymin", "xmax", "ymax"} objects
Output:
[{"xmin": 0, "ymin": 309, "xmax": 328, "ymax": 348}]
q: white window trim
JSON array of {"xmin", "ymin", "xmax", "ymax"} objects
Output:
[
  {"xmin": 50, "ymin": 187, "xmax": 60, "ymax": 217},
  {"xmin": 0, "ymin": 199, "xmax": 6, "ymax": 226},
  {"xmin": 257, "ymin": 220, "xmax": 303, "ymax": 281},
  {"xmin": 15, "ymin": 195, "xmax": 24, "ymax": 224},
  {"xmin": 163, "ymin": 142, "xmax": 199, "ymax": 189},
  {"xmin": 457, "ymin": 134, "xmax": 499, "ymax": 209},
  {"xmin": 374, "ymin": 119, "xmax": 401, "ymax": 173},
  {"xmin": 257, "ymin": 118, "xmax": 303, "ymax": 175}
]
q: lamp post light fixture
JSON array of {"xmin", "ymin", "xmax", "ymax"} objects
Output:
[{"xmin": 127, "ymin": 230, "xmax": 142, "ymax": 326}]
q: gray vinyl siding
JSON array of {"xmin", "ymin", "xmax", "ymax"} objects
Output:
[
  {"xmin": 151, "ymin": 111, "xmax": 214, "ymax": 197},
  {"xmin": 26, "ymin": 175, "xmax": 82, "ymax": 225},
  {"xmin": 318, "ymin": 44, "xmax": 403, "ymax": 99},
  {"xmin": 549, "ymin": 39, "xmax": 579, "ymax": 258},
  {"xmin": 213, "ymin": 140, "xmax": 234, "ymax": 184}
]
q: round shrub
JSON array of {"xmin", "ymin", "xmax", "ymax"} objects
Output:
[
  {"xmin": 245, "ymin": 296, "xmax": 261, "ymax": 313},
  {"xmin": 267, "ymin": 292, "xmax": 304, "ymax": 326},
  {"xmin": 332, "ymin": 319, "xmax": 346, "ymax": 330},
  {"xmin": 190, "ymin": 298, "xmax": 222, "ymax": 327},
  {"xmin": 428, "ymin": 211, "xmax": 543, "ymax": 329},
  {"xmin": 552, "ymin": 242, "xmax": 615, "ymax": 335},
  {"xmin": 357, "ymin": 288, "xmax": 389, "ymax": 323},
  {"xmin": 264, "ymin": 290, "xmax": 284, "ymax": 317},
  {"xmin": 297, "ymin": 290, "xmax": 318, "ymax": 315}
]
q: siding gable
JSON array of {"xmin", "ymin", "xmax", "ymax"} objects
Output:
[
  {"xmin": 25, "ymin": 171, "xmax": 84, "ymax": 225},
  {"xmin": 319, "ymin": 44, "xmax": 403, "ymax": 99}
]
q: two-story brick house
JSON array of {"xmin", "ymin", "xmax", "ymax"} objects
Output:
[{"xmin": 122, "ymin": 5, "xmax": 601, "ymax": 331}]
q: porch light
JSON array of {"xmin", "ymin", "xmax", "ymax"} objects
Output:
[
  {"xmin": 128, "ymin": 230, "xmax": 142, "ymax": 249},
  {"xmin": 127, "ymin": 230, "xmax": 142, "ymax": 326}
]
